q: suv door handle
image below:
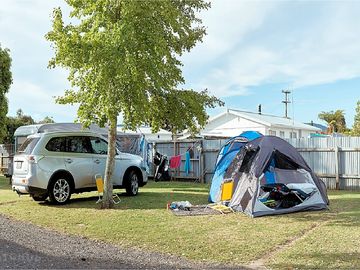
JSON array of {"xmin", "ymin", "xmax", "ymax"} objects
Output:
[
  {"xmin": 94, "ymin": 159, "xmax": 100, "ymax": 164},
  {"xmin": 65, "ymin": 158, "xmax": 73, "ymax": 164}
]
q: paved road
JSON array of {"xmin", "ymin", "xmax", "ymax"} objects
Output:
[{"xmin": 0, "ymin": 215, "xmax": 238, "ymax": 269}]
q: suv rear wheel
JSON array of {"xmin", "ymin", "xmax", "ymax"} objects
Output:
[
  {"xmin": 48, "ymin": 177, "xmax": 72, "ymax": 204},
  {"xmin": 126, "ymin": 170, "xmax": 139, "ymax": 196}
]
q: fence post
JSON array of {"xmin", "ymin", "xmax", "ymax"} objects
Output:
[
  {"xmin": 335, "ymin": 146, "xmax": 340, "ymax": 190},
  {"xmin": 153, "ymin": 143, "xmax": 157, "ymax": 178},
  {"xmin": 199, "ymin": 140, "xmax": 204, "ymax": 183}
]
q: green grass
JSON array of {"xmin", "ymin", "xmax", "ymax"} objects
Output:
[{"xmin": 0, "ymin": 176, "xmax": 359, "ymax": 268}]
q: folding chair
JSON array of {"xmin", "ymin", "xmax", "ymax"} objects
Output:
[
  {"xmin": 95, "ymin": 174, "xmax": 121, "ymax": 204},
  {"xmin": 207, "ymin": 179, "xmax": 234, "ymax": 214}
]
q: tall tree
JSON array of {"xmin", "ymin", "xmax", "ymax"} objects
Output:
[
  {"xmin": 0, "ymin": 44, "xmax": 12, "ymax": 142},
  {"xmin": 318, "ymin": 110, "xmax": 347, "ymax": 133},
  {"xmin": 46, "ymin": 0, "xmax": 223, "ymax": 208},
  {"xmin": 352, "ymin": 101, "xmax": 360, "ymax": 136}
]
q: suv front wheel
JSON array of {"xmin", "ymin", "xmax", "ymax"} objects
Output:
[{"xmin": 48, "ymin": 177, "xmax": 72, "ymax": 204}]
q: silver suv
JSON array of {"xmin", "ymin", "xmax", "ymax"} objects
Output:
[{"xmin": 11, "ymin": 131, "xmax": 148, "ymax": 204}]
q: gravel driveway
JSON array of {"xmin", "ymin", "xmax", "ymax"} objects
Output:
[{"xmin": 0, "ymin": 215, "xmax": 240, "ymax": 269}]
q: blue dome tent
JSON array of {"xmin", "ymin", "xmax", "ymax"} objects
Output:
[{"xmin": 209, "ymin": 131, "xmax": 262, "ymax": 202}]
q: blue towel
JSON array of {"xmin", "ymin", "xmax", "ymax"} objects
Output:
[{"xmin": 185, "ymin": 151, "xmax": 191, "ymax": 176}]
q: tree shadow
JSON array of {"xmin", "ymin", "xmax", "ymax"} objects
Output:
[
  {"xmin": 39, "ymin": 190, "xmax": 209, "ymax": 210},
  {"xmin": 146, "ymin": 181, "xmax": 210, "ymax": 189}
]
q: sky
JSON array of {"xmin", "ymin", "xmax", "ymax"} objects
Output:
[{"xmin": 1, "ymin": 0, "xmax": 360, "ymax": 127}]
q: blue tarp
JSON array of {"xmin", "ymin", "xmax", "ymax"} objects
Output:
[{"xmin": 209, "ymin": 131, "xmax": 262, "ymax": 202}]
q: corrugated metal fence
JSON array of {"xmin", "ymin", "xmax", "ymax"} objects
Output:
[
  {"xmin": 151, "ymin": 137, "xmax": 360, "ymax": 190},
  {"xmin": 286, "ymin": 137, "xmax": 360, "ymax": 190}
]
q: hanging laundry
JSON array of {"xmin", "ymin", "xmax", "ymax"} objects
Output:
[
  {"xmin": 184, "ymin": 151, "xmax": 191, "ymax": 176},
  {"xmin": 170, "ymin": 155, "xmax": 182, "ymax": 169},
  {"xmin": 187, "ymin": 147, "xmax": 194, "ymax": 158}
]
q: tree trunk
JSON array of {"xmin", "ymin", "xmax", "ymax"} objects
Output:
[{"xmin": 101, "ymin": 117, "xmax": 117, "ymax": 209}]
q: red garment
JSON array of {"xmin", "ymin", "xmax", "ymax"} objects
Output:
[{"xmin": 170, "ymin": 155, "xmax": 182, "ymax": 169}]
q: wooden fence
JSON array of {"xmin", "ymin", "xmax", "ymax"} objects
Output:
[{"xmin": 0, "ymin": 144, "xmax": 14, "ymax": 176}]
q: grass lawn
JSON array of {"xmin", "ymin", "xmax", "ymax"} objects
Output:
[{"xmin": 0, "ymin": 175, "xmax": 359, "ymax": 269}]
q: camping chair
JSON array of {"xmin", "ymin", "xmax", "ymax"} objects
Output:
[
  {"xmin": 285, "ymin": 183, "xmax": 317, "ymax": 202},
  {"xmin": 260, "ymin": 183, "xmax": 316, "ymax": 208},
  {"xmin": 207, "ymin": 179, "xmax": 235, "ymax": 214},
  {"xmin": 95, "ymin": 174, "xmax": 121, "ymax": 204}
]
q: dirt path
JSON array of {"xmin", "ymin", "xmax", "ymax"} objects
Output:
[{"xmin": 246, "ymin": 221, "xmax": 329, "ymax": 270}]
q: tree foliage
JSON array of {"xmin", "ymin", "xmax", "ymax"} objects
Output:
[
  {"xmin": 46, "ymin": 0, "xmax": 223, "ymax": 208},
  {"xmin": 352, "ymin": 101, "xmax": 360, "ymax": 136},
  {"xmin": 318, "ymin": 110, "xmax": 347, "ymax": 133},
  {"xmin": 0, "ymin": 44, "xmax": 12, "ymax": 142},
  {"xmin": 1, "ymin": 109, "xmax": 55, "ymax": 144},
  {"xmin": 38, "ymin": 116, "xmax": 55, "ymax": 124},
  {"xmin": 3, "ymin": 109, "xmax": 35, "ymax": 144}
]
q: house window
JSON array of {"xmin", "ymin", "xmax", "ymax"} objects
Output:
[
  {"xmin": 280, "ymin": 131, "xmax": 285, "ymax": 138},
  {"xmin": 269, "ymin": 130, "xmax": 276, "ymax": 136},
  {"xmin": 290, "ymin": 132, "xmax": 297, "ymax": 139}
]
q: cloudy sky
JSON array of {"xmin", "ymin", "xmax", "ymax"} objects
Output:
[{"xmin": 1, "ymin": 0, "xmax": 360, "ymax": 127}]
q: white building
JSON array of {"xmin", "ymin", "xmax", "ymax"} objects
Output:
[
  {"xmin": 199, "ymin": 109, "xmax": 320, "ymax": 139},
  {"xmin": 117, "ymin": 126, "xmax": 173, "ymax": 142}
]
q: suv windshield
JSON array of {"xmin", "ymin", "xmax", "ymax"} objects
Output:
[{"xmin": 17, "ymin": 137, "xmax": 40, "ymax": 154}]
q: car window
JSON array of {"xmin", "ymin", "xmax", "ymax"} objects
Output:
[
  {"xmin": 90, "ymin": 137, "xmax": 108, "ymax": 155},
  {"xmin": 17, "ymin": 137, "xmax": 40, "ymax": 154},
  {"xmin": 46, "ymin": 137, "xmax": 66, "ymax": 152},
  {"xmin": 66, "ymin": 136, "xmax": 92, "ymax": 153}
]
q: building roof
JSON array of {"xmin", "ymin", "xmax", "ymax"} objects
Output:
[
  {"xmin": 219, "ymin": 109, "xmax": 321, "ymax": 131},
  {"xmin": 117, "ymin": 125, "xmax": 172, "ymax": 136},
  {"xmin": 304, "ymin": 122, "xmax": 328, "ymax": 132}
]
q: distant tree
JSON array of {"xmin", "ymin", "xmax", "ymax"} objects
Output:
[
  {"xmin": 46, "ymin": 0, "xmax": 223, "ymax": 208},
  {"xmin": 38, "ymin": 116, "xmax": 55, "ymax": 124},
  {"xmin": 0, "ymin": 44, "xmax": 12, "ymax": 142},
  {"xmin": 15, "ymin": 109, "xmax": 35, "ymax": 126},
  {"xmin": 352, "ymin": 101, "xmax": 360, "ymax": 136},
  {"xmin": 3, "ymin": 109, "xmax": 35, "ymax": 144},
  {"xmin": 318, "ymin": 110, "xmax": 347, "ymax": 133}
]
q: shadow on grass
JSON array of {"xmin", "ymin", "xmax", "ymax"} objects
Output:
[
  {"xmin": 273, "ymin": 195, "xmax": 360, "ymax": 228},
  {"xmin": 270, "ymin": 252, "xmax": 360, "ymax": 270},
  {"xmin": 0, "ymin": 176, "xmax": 12, "ymax": 190},
  {"xmin": 146, "ymin": 181, "xmax": 210, "ymax": 189},
  {"xmin": 39, "ymin": 190, "xmax": 209, "ymax": 210}
]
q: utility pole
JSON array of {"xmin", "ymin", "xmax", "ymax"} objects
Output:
[{"xmin": 282, "ymin": 89, "xmax": 291, "ymax": 118}]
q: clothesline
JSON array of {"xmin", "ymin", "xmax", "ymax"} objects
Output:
[
  {"xmin": 168, "ymin": 141, "xmax": 201, "ymax": 175},
  {"xmin": 171, "ymin": 141, "xmax": 201, "ymax": 157}
]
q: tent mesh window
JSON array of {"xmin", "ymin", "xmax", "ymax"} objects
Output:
[
  {"xmin": 272, "ymin": 150, "xmax": 300, "ymax": 170},
  {"xmin": 239, "ymin": 148, "xmax": 258, "ymax": 173}
]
